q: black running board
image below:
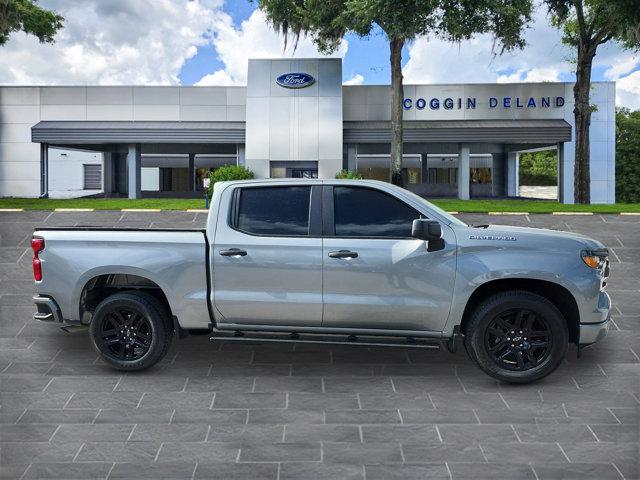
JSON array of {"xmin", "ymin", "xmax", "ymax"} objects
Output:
[{"xmin": 209, "ymin": 329, "xmax": 440, "ymax": 350}]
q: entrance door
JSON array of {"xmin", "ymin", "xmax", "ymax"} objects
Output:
[
  {"xmin": 291, "ymin": 168, "xmax": 318, "ymax": 179},
  {"xmin": 321, "ymin": 185, "xmax": 456, "ymax": 333},
  {"xmin": 213, "ymin": 185, "xmax": 323, "ymax": 327}
]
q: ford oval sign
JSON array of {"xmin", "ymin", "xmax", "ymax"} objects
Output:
[{"xmin": 276, "ymin": 73, "xmax": 315, "ymax": 89}]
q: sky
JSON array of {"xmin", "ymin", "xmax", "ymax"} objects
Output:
[{"xmin": 0, "ymin": 0, "xmax": 638, "ymax": 108}]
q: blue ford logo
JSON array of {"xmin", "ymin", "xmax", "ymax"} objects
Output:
[{"xmin": 276, "ymin": 72, "xmax": 315, "ymax": 89}]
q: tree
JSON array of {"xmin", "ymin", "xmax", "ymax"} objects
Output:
[
  {"xmin": 0, "ymin": 0, "xmax": 64, "ymax": 46},
  {"xmin": 544, "ymin": 0, "xmax": 640, "ymax": 203},
  {"xmin": 615, "ymin": 107, "xmax": 640, "ymax": 203},
  {"xmin": 519, "ymin": 150, "xmax": 558, "ymax": 186},
  {"xmin": 258, "ymin": 0, "xmax": 532, "ymax": 186}
]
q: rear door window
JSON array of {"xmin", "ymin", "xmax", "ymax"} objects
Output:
[{"xmin": 236, "ymin": 186, "xmax": 311, "ymax": 236}]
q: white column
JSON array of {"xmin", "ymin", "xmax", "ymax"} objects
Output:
[
  {"xmin": 457, "ymin": 143, "xmax": 470, "ymax": 200},
  {"xmin": 347, "ymin": 144, "xmax": 357, "ymax": 171},
  {"xmin": 127, "ymin": 143, "xmax": 141, "ymax": 199},
  {"xmin": 237, "ymin": 144, "xmax": 246, "ymax": 166},
  {"xmin": 188, "ymin": 153, "xmax": 196, "ymax": 192},
  {"xmin": 40, "ymin": 143, "xmax": 49, "ymax": 198},
  {"xmin": 507, "ymin": 151, "xmax": 519, "ymax": 197},
  {"xmin": 557, "ymin": 142, "xmax": 565, "ymax": 203}
]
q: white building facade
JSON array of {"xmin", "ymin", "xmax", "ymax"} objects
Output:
[{"xmin": 0, "ymin": 58, "xmax": 616, "ymax": 203}]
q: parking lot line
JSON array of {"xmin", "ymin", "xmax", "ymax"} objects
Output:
[
  {"xmin": 54, "ymin": 208, "xmax": 95, "ymax": 212},
  {"xmin": 552, "ymin": 212, "xmax": 594, "ymax": 215}
]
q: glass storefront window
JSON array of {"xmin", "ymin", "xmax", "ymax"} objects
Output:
[
  {"xmin": 428, "ymin": 168, "xmax": 458, "ymax": 185},
  {"xmin": 471, "ymin": 168, "xmax": 492, "ymax": 184},
  {"xmin": 355, "ymin": 155, "xmax": 422, "ymax": 184},
  {"xmin": 406, "ymin": 168, "xmax": 420, "ymax": 185}
]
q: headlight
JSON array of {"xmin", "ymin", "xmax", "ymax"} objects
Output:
[{"xmin": 581, "ymin": 249, "xmax": 609, "ymax": 272}]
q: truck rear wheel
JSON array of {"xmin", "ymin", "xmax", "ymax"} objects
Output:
[
  {"xmin": 89, "ymin": 291, "xmax": 172, "ymax": 371},
  {"xmin": 463, "ymin": 291, "xmax": 568, "ymax": 383}
]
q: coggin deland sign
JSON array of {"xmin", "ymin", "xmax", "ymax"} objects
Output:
[
  {"xmin": 275, "ymin": 71, "xmax": 566, "ymax": 112},
  {"xmin": 403, "ymin": 95, "xmax": 565, "ymax": 110}
]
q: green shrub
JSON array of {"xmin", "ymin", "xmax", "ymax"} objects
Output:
[
  {"xmin": 616, "ymin": 108, "xmax": 640, "ymax": 203},
  {"xmin": 519, "ymin": 150, "xmax": 558, "ymax": 186},
  {"xmin": 208, "ymin": 165, "xmax": 254, "ymax": 195},
  {"xmin": 335, "ymin": 169, "xmax": 363, "ymax": 179}
]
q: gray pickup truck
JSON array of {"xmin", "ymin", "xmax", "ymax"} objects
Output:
[{"xmin": 32, "ymin": 179, "xmax": 611, "ymax": 383}]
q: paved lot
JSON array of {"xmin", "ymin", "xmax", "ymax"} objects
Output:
[
  {"xmin": 518, "ymin": 186, "xmax": 558, "ymax": 200},
  {"xmin": 0, "ymin": 211, "xmax": 638, "ymax": 480}
]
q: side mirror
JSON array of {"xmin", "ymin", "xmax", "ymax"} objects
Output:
[{"xmin": 412, "ymin": 219, "xmax": 445, "ymax": 252}]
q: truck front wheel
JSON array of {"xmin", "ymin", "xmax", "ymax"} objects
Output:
[
  {"xmin": 89, "ymin": 292, "xmax": 172, "ymax": 371},
  {"xmin": 464, "ymin": 291, "xmax": 568, "ymax": 383}
]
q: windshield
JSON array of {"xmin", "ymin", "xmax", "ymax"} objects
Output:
[{"xmin": 402, "ymin": 189, "xmax": 467, "ymax": 227}]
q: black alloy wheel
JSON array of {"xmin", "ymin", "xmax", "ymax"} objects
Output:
[
  {"xmin": 97, "ymin": 306, "xmax": 153, "ymax": 361},
  {"xmin": 484, "ymin": 308, "xmax": 552, "ymax": 371},
  {"xmin": 464, "ymin": 290, "xmax": 568, "ymax": 384},
  {"xmin": 89, "ymin": 291, "xmax": 172, "ymax": 371}
]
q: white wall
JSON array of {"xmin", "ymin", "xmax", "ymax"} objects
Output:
[
  {"xmin": 0, "ymin": 85, "xmax": 247, "ymax": 198},
  {"xmin": 1, "ymin": 80, "xmax": 615, "ymax": 203},
  {"xmin": 344, "ymin": 81, "xmax": 616, "ymax": 204},
  {"xmin": 245, "ymin": 59, "xmax": 343, "ymax": 179},
  {"xmin": 0, "ymin": 87, "xmax": 41, "ymax": 197},
  {"xmin": 141, "ymin": 167, "xmax": 160, "ymax": 191},
  {"xmin": 48, "ymin": 148, "xmax": 103, "ymax": 197}
]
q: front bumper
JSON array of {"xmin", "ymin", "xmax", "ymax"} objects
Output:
[
  {"xmin": 579, "ymin": 291, "xmax": 611, "ymax": 345},
  {"xmin": 33, "ymin": 295, "xmax": 63, "ymax": 323},
  {"xmin": 579, "ymin": 315, "xmax": 610, "ymax": 345}
]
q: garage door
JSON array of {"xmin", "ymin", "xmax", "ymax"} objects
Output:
[{"xmin": 83, "ymin": 164, "xmax": 102, "ymax": 190}]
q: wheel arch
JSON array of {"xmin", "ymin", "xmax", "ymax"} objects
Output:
[
  {"xmin": 459, "ymin": 278, "xmax": 580, "ymax": 344},
  {"xmin": 79, "ymin": 272, "xmax": 173, "ymax": 325}
]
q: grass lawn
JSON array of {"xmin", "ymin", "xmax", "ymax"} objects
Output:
[
  {"xmin": 1, "ymin": 197, "xmax": 640, "ymax": 213},
  {"xmin": 0, "ymin": 198, "xmax": 206, "ymax": 211}
]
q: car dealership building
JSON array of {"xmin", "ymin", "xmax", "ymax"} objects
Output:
[{"xmin": 0, "ymin": 58, "xmax": 616, "ymax": 203}]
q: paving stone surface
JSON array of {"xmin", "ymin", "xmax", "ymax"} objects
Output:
[{"xmin": 0, "ymin": 211, "xmax": 638, "ymax": 479}]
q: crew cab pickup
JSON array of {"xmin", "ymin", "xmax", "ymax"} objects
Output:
[{"xmin": 32, "ymin": 180, "xmax": 611, "ymax": 383}]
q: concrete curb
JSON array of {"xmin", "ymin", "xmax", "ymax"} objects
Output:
[
  {"xmin": 0, "ymin": 208, "xmax": 24, "ymax": 212},
  {"xmin": 488, "ymin": 212, "xmax": 529, "ymax": 215}
]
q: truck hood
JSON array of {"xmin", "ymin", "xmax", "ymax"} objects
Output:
[{"xmin": 462, "ymin": 224, "xmax": 606, "ymax": 251}]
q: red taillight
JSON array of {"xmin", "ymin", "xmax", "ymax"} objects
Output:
[{"xmin": 32, "ymin": 237, "xmax": 44, "ymax": 281}]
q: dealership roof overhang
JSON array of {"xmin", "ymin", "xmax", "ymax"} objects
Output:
[
  {"xmin": 343, "ymin": 120, "xmax": 572, "ymax": 144},
  {"xmin": 31, "ymin": 121, "xmax": 246, "ymax": 144},
  {"xmin": 32, "ymin": 119, "xmax": 571, "ymax": 146}
]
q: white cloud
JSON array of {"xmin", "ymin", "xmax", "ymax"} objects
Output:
[
  {"xmin": 195, "ymin": 70, "xmax": 236, "ymax": 86},
  {"xmin": 616, "ymin": 70, "xmax": 640, "ymax": 110},
  {"xmin": 402, "ymin": 6, "xmax": 639, "ymax": 108},
  {"xmin": 343, "ymin": 74, "xmax": 364, "ymax": 85},
  {"xmin": 196, "ymin": 9, "xmax": 348, "ymax": 86},
  {"xmin": 497, "ymin": 67, "xmax": 561, "ymax": 83},
  {"xmin": 0, "ymin": 0, "xmax": 224, "ymax": 85},
  {"xmin": 599, "ymin": 52, "xmax": 640, "ymax": 109},
  {"xmin": 403, "ymin": 8, "xmax": 572, "ymax": 85},
  {"xmin": 604, "ymin": 54, "xmax": 639, "ymax": 81}
]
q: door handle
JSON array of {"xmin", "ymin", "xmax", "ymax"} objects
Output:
[
  {"xmin": 328, "ymin": 250, "xmax": 358, "ymax": 259},
  {"xmin": 219, "ymin": 248, "xmax": 247, "ymax": 257}
]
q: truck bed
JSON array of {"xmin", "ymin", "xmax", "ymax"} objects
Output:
[{"xmin": 33, "ymin": 227, "xmax": 211, "ymax": 329}]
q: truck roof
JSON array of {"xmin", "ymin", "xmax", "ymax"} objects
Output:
[{"xmin": 218, "ymin": 178, "xmax": 392, "ymax": 187}]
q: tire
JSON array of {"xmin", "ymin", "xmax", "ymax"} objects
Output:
[
  {"xmin": 463, "ymin": 290, "xmax": 568, "ymax": 384},
  {"xmin": 89, "ymin": 291, "xmax": 172, "ymax": 371}
]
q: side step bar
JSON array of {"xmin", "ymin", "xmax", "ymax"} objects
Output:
[{"xmin": 209, "ymin": 329, "xmax": 441, "ymax": 350}]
